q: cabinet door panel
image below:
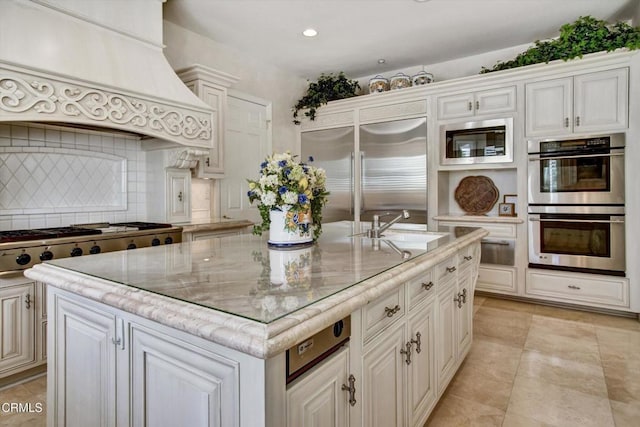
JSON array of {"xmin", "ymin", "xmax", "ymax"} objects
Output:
[
  {"xmin": 53, "ymin": 296, "xmax": 116, "ymax": 427},
  {"xmin": 166, "ymin": 169, "xmax": 191, "ymax": 223},
  {"xmin": 437, "ymin": 93, "xmax": 475, "ymax": 120},
  {"xmin": 130, "ymin": 323, "xmax": 240, "ymax": 427},
  {"xmin": 362, "ymin": 322, "xmax": 405, "ymax": 427},
  {"xmin": 457, "ymin": 272, "xmax": 473, "ymax": 358},
  {"xmin": 574, "ymin": 68, "xmax": 628, "ymax": 132},
  {"xmin": 0, "ymin": 283, "xmax": 35, "ymax": 374},
  {"xmin": 436, "ymin": 282, "xmax": 457, "ymax": 393},
  {"xmin": 408, "ymin": 301, "xmax": 436, "ymax": 426},
  {"xmin": 525, "ymin": 78, "xmax": 572, "ymax": 137},
  {"xmin": 287, "ymin": 346, "xmax": 349, "ymax": 427},
  {"xmin": 475, "ymin": 86, "xmax": 516, "ymax": 115}
]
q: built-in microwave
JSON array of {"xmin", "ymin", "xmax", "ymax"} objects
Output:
[{"xmin": 440, "ymin": 117, "xmax": 513, "ymax": 166}]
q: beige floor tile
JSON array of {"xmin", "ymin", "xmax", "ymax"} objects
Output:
[
  {"xmin": 609, "ymin": 400, "xmax": 640, "ymax": 427},
  {"xmin": 583, "ymin": 312, "xmax": 640, "ymax": 331},
  {"xmin": 507, "ymin": 376, "xmax": 615, "ymax": 427},
  {"xmin": 502, "ymin": 412, "xmax": 556, "ymax": 427},
  {"xmin": 473, "ymin": 307, "xmax": 532, "ymax": 348},
  {"xmin": 463, "ymin": 338, "xmax": 523, "ymax": 383},
  {"xmin": 481, "ymin": 298, "xmax": 538, "ymax": 314},
  {"xmin": 474, "ymin": 295, "xmax": 487, "ymax": 306},
  {"xmin": 532, "ymin": 304, "xmax": 594, "ymax": 322},
  {"xmin": 445, "ymin": 361, "xmax": 514, "ymax": 411},
  {"xmin": 0, "ymin": 413, "xmax": 46, "ymax": 426},
  {"xmin": 524, "ymin": 320, "xmax": 601, "ymax": 367},
  {"xmin": 424, "ymin": 393, "xmax": 505, "ymax": 426},
  {"xmin": 517, "ymin": 350, "xmax": 608, "ymax": 398},
  {"xmin": 21, "ymin": 376, "xmax": 46, "ymax": 396},
  {"xmin": 596, "ymin": 326, "xmax": 640, "ymax": 359}
]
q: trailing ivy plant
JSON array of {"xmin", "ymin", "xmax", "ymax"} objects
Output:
[
  {"xmin": 481, "ymin": 16, "xmax": 640, "ymax": 74},
  {"xmin": 292, "ymin": 72, "xmax": 360, "ymax": 124}
]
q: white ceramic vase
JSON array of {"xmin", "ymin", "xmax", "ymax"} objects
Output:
[{"xmin": 268, "ymin": 206, "xmax": 313, "ymax": 246}]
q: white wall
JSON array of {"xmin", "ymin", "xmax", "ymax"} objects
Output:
[
  {"xmin": 0, "ymin": 123, "xmax": 147, "ymax": 230},
  {"xmin": 162, "ymin": 20, "xmax": 308, "ymax": 154}
]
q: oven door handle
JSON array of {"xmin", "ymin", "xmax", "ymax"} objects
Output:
[
  {"xmin": 528, "ymin": 217, "xmax": 624, "ymax": 224},
  {"xmin": 528, "ymin": 152, "xmax": 624, "ymax": 161}
]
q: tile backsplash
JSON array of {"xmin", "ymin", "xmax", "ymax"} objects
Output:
[{"xmin": 0, "ymin": 123, "xmax": 147, "ymax": 230}]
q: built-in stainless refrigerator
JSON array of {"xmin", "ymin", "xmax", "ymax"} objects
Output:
[{"xmin": 301, "ymin": 117, "xmax": 427, "ymax": 224}]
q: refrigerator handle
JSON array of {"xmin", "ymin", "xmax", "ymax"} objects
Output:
[
  {"xmin": 350, "ymin": 152, "xmax": 355, "ymax": 216},
  {"xmin": 360, "ymin": 151, "xmax": 365, "ymax": 215}
]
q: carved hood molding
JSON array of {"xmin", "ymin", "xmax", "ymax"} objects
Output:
[{"xmin": 0, "ymin": 0, "xmax": 214, "ymax": 148}]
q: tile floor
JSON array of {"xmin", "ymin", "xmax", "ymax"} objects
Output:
[
  {"xmin": 425, "ymin": 296, "xmax": 640, "ymax": 426},
  {"xmin": 0, "ymin": 296, "xmax": 639, "ymax": 426}
]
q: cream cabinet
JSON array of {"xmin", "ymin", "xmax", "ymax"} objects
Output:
[
  {"xmin": 49, "ymin": 290, "xmax": 242, "ymax": 427},
  {"xmin": 437, "ymin": 86, "xmax": 516, "ymax": 120},
  {"xmin": 0, "ymin": 281, "xmax": 35, "ymax": 376},
  {"xmin": 286, "ymin": 346, "xmax": 350, "ymax": 427},
  {"xmin": 525, "ymin": 68, "xmax": 628, "ymax": 136},
  {"xmin": 178, "ymin": 65, "xmax": 240, "ymax": 178},
  {"xmin": 166, "ymin": 168, "xmax": 191, "ymax": 224}
]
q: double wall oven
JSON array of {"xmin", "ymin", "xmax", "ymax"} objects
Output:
[{"xmin": 527, "ymin": 134, "xmax": 625, "ymax": 276}]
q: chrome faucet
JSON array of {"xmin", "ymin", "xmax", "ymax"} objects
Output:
[{"xmin": 368, "ymin": 210, "xmax": 411, "ymax": 238}]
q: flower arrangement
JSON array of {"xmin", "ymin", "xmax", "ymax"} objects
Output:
[{"xmin": 247, "ymin": 151, "xmax": 329, "ymax": 241}]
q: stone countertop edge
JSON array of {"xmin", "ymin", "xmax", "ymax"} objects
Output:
[
  {"xmin": 25, "ymin": 228, "xmax": 488, "ymax": 359},
  {"xmin": 434, "ymin": 214, "xmax": 524, "ymax": 224},
  {"xmin": 180, "ymin": 219, "xmax": 253, "ymax": 233}
]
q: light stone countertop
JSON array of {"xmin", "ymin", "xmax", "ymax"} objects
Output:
[{"xmin": 25, "ymin": 221, "xmax": 488, "ymax": 358}]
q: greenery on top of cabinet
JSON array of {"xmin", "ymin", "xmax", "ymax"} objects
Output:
[
  {"xmin": 293, "ymin": 72, "xmax": 360, "ymax": 124},
  {"xmin": 481, "ymin": 16, "xmax": 640, "ymax": 74}
]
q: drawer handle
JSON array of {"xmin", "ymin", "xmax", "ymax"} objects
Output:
[
  {"xmin": 384, "ymin": 305, "xmax": 401, "ymax": 317},
  {"xmin": 568, "ymin": 285, "xmax": 581, "ymax": 290},
  {"xmin": 400, "ymin": 341, "xmax": 412, "ymax": 365},
  {"xmin": 25, "ymin": 293, "xmax": 31, "ymax": 310},
  {"xmin": 446, "ymin": 266, "xmax": 456, "ymax": 273},
  {"xmin": 422, "ymin": 281, "xmax": 434, "ymax": 291},
  {"xmin": 341, "ymin": 374, "xmax": 357, "ymax": 407},
  {"xmin": 411, "ymin": 332, "xmax": 422, "ymax": 354},
  {"xmin": 463, "ymin": 255, "xmax": 473, "ymax": 261}
]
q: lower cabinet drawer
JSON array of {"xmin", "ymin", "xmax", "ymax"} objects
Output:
[
  {"xmin": 526, "ymin": 269, "xmax": 629, "ymax": 308},
  {"xmin": 477, "ymin": 266, "xmax": 517, "ymax": 293},
  {"xmin": 435, "ymin": 258, "xmax": 458, "ymax": 283},
  {"xmin": 362, "ymin": 288, "xmax": 405, "ymax": 343},
  {"xmin": 407, "ymin": 269, "xmax": 435, "ymax": 309}
]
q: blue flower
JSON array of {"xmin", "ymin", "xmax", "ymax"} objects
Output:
[
  {"xmin": 260, "ymin": 161, "xmax": 267, "ymax": 170},
  {"xmin": 302, "ymin": 165, "xmax": 309, "ymax": 173},
  {"xmin": 247, "ymin": 190, "xmax": 254, "ymax": 197},
  {"xmin": 298, "ymin": 194, "xmax": 308, "ymax": 204},
  {"xmin": 278, "ymin": 186, "xmax": 288, "ymax": 194},
  {"xmin": 284, "ymin": 168, "xmax": 291, "ymax": 177},
  {"xmin": 278, "ymin": 160, "xmax": 287, "ymax": 167},
  {"xmin": 308, "ymin": 156, "xmax": 314, "ymax": 162}
]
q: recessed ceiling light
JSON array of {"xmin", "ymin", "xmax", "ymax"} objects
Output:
[
  {"xmin": 378, "ymin": 59, "xmax": 386, "ymax": 64},
  {"xmin": 302, "ymin": 28, "xmax": 318, "ymax": 37}
]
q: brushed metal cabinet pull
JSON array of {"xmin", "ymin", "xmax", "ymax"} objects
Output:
[
  {"xmin": 468, "ymin": 101, "xmax": 472, "ymax": 111},
  {"xmin": 205, "ymin": 157, "xmax": 210, "ymax": 167},
  {"xmin": 422, "ymin": 281, "xmax": 434, "ymax": 291},
  {"xmin": 568, "ymin": 285, "xmax": 581, "ymax": 290},
  {"xmin": 475, "ymin": 100, "xmax": 480, "ymax": 110},
  {"xmin": 341, "ymin": 374, "xmax": 357, "ymax": 406},
  {"xmin": 575, "ymin": 116, "xmax": 580, "ymax": 126},
  {"xmin": 464, "ymin": 255, "xmax": 473, "ymax": 261},
  {"xmin": 178, "ymin": 191, "xmax": 183, "ymax": 202},
  {"xmin": 453, "ymin": 293, "xmax": 463, "ymax": 308},
  {"xmin": 564, "ymin": 117, "xmax": 570, "ymax": 128},
  {"xmin": 411, "ymin": 332, "xmax": 422, "ymax": 353},
  {"xmin": 461, "ymin": 288, "xmax": 467, "ymax": 303},
  {"xmin": 25, "ymin": 293, "xmax": 31, "ymax": 309},
  {"xmin": 446, "ymin": 266, "xmax": 456, "ymax": 273},
  {"xmin": 384, "ymin": 305, "xmax": 401, "ymax": 317},
  {"xmin": 400, "ymin": 341, "xmax": 412, "ymax": 365}
]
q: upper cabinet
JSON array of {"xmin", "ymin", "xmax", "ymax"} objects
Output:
[
  {"xmin": 437, "ymin": 86, "xmax": 516, "ymax": 120},
  {"xmin": 525, "ymin": 68, "xmax": 628, "ymax": 137},
  {"xmin": 177, "ymin": 65, "xmax": 240, "ymax": 178}
]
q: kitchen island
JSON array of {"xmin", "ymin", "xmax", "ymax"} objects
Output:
[{"xmin": 25, "ymin": 221, "xmax": 487, "ymax": 427}]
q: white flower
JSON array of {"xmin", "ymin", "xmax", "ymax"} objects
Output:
[
  {"xmin": 260, "ymin": 191, "xmax": 277, "ymax": 206},
  {"xmin": 282, "ymin": 191, "xmax": 298, "ymax": 205},
  {"xmin": 259, "ymin": 174, "xmax": 279, "ymax": 188}
]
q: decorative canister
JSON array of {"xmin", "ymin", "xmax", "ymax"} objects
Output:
[
  {"xmin": 390, "ymin": 72, "xmax": 411, "ymax": 90},
  {"xmin": 268, "ymin": 206, "xmax": 313, "ymax": 246},
  {"xmin": 368, "ymin": 75, "xmax": 389, "ymax": 94},
  {"xmin": 412, "ymin": 71, "xmax": 434, "ymax": 85}
]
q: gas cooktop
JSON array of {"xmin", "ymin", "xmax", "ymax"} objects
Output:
[{"xmin": 0, "ymin": 222, "xmax": 174, "ymax": 243}]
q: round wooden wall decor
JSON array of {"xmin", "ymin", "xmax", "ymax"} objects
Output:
[{"xmin": 454, "ymin": 176, "xmax": 500, "ymax": 215}]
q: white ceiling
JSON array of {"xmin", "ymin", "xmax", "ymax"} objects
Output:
[{"xmin": 164, "ymin": 0, "xmax": 639, "ymax": 79}]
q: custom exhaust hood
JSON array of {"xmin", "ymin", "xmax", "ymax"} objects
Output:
[{"xmin": 0, "ymin": 0, "xmax": 214, "ymax": 148}]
